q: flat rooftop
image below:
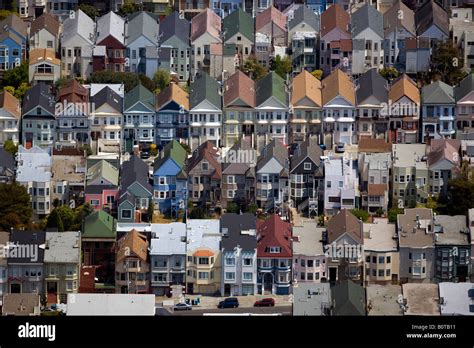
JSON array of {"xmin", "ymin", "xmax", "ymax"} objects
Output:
[
  {"xmin": 292, "ymin": 220, "xmax": 325, "ymax": 256},
  {"xmin": 367, "ymin": 284, "xmax": 403, "ymax": 316},
  {"xmin": 293, "ymin": 283, "xmax": 331, "ymax": 316},
  {"xmin": 392, "ymin": 144, "xmax": 427, "ymax": 168},
  {"xmin": 402, "ymin": 283, "xmax": 440, "ymax": 316},
  {"xmin": 363, "ymin": 218, "xmax": 397, "ymax": 252},
  {"xmin": 439, "ymin": 282, "xmax": 474, "ymax": 316},
  {"xmin": 52, "ymin": 155, "xmax": 86, "ymax": 183},
  {"xmin": 434, "ymin": 215, "xmax": 469, "ymax": 245}
]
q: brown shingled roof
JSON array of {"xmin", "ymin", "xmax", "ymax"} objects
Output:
[
  {"xmin": 389, "ymin": 74, "xmax": 420, "ymax": 104},
  {"xmin": 0, "ymin": 90, "xmax": 21, "ymax": 119},
  {"xmin": 327, "ymin": 209, "xmax": 364, "ymax": 244},
  {"xmin": 156, "ymin": 83, "xmax": 189, "ymax": 111},
  {"xmin": 30, "ymin": 12, "xmax": 60, "ymax": 36},
  {"xmin": 191, "ymin": 8, "xmax": 221, "ymax": 42},
  {"xmin": 322, "ymin": 69, "xmax": 355, "ymax": 106},
  {"xmin": 358, "ymin": 137, "xmax": 392, "ymax": 153},
  {"xmin": 256, "ymin": 6, "xmax": 287, "ymax": 32},
  {"xmin": 291, "ymin": 70, "xmax": 322, "ymax": 107},
  {"xmin": 224, "ymin": 70, "xmax": 255, "ymax": 107},
  {"xmin": 58, "ymin": 79, "xmax": 88, "ymax": 103},
  {"xmin": 29, "ymin": 48, "xmax": 60, "ymax": 66},
  {"xmin": 116, "ymin": 229, "xmax": 148, "ymax": 262},
  {"xmin": 428, "ymin": 139, "xmax": 461, "ymax": 166},
  {"xmin": 368, "ymin": 184, "xmax": 388, "ymax": 196},
  {"xmin": 186, "ymin": 141, "xmax": 222, "ymax": 180},
  {"xmin": 320, "ymin": 4, "xmax": 350, "ymax": 37}
]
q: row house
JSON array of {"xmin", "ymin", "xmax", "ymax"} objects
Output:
[
  {"xmin": 186, "ymin": 219, "xmax": 222, "ymax": 295},
  {"xmin": 0, "ymin": 90, "xmax": 21, "ymax": 146},
  {"xmin": 30, "ymin": 12, "xmax": 60, "ymax": 52},
  {"xmin": 28, "ymin": 48, "xmax": 61, "ymax": 84},
  {"xmin": 125, "ymin": 11, "xmax": 159, "ymax": 78},
  {"xmin": 188, "ymin": 73, "xmax": 222, "ymax": 149},
  {"xmin": 0, "ymin": 232, "xmax": 8, "ymax": 302},
  {"xmin": 158, "ymin": 12, "xmax": 191, "ymax": 83},
  {"xmin": 149, "ymin": 223, "xmax": 187, "ymax": 296},
  {"xmin": 213, "ymin": 0, "xmax": 241, "ymax": 18},
  {"xmin": 255, "ymin": 72, "xmax": 289, "ymax": 149},
  {"xmin": 222, "ymin": 9, "xmax": 254, "ymax": 70},
  {"xmin": 255, "ymin": 139, "xmax": 289, "ymax": 213},
  {"xmin": 94, "ymin": 12, "xmax": 126, "ymax": 73},
  {"xmin": 221, "ymin": 213, "xmax": 258, "ymax": 296},
  {"xmin": 16, "ymin": 145, "xmax": 53, "ymax": 217},
  {"xmin": 290, "ymin": 136, "xmax": 324, "ymax": 216},
  {"xmin": 152, "ymin": 140, "xmax": 188, "ymax": 214},
  {"xmin": 451, "ymin": 8, "xmax": 474, "ymax": 71},
  {"xmin": 61, "ymin": 9, "xmax": 95, "ymax": 79},
  {"xmin": 156, "ymin": 83, "xmax": 189, "ymax": 145},
  {"xmin": 46, "ymin": 0, "xmax": 78, "ymax": 20},
  {"xmin": 85, "ymin": 159, "xmax": 120, "ymax": 212},
  {"xmin": 359, "ymin": 152, "xmax": 391, "ymax": 214},
  {"xmin": 0, "ymin": 15, "xmax": 28, "ymax": 74},
  {"xmin": 256, "ymin": 214, "xmax": 292, "ymax": 295},
  {"xmin": 123, "ymin": 84, "xmax": 155, "ymax": 151},
  {"xmin": 221, "ymin": 138, "xmax": 256, "ymax": 209},
  {"xmin": 292, "ymin": 220, "xmax": 327, "ymax": 284},
  {"xmin": 186, "ymin": 140, "xmax": 222, "ymax": 206},
  {"xmin": 118, "ymin": 155, "xmax": 153, "ymax": 223},
  {"xmin": 51, "ymin": 149, "xmax": 86, "ymax": 207},
  {"xmin": 320, "ymin": 5, "xmax": 352, "ymax": 75},
  {"xmin": 190, "ymin": 9, "xmax": 222, "ymax": 80},
  {"xmin": 177, "ymin": 0, "xmax": 211, "ymax": 20},
  {"xmin": 427, "ymin": 139, "xmax": 461, "ymax": 197},
  {"xmin": 289, "ymin": 70, "xmax": 323, "ymax": 143},
  {"xmin": 288, "ymin": 5, "xmax": 319, "ymax": 74},
  {"xmin": 468, "ymin": 208, "xmax": 474, "ymax": 282},
  {"xmin": 115, "ymin": 229, "xmax": 150, "ymax": 294},
  {"xmin": 351, "ymin": 4, "xmax": 384, "ymax": 75},
  {"xmin": 356, "ymin": 68, "xmax": 389, "ymax": 141},
  {"xmin": 255, "ymin": 7, "xmax": 287, "ymax": 68},
  {"xmin": 454, "ymin": 73, "xmax": 474, "ymax": 136},
  {"xmin": 0, "ymin": 149, "xmax": 15, "ymax": 183}
]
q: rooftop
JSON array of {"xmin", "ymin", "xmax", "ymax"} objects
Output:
[
  {"xmin": 398, "ymin": 208, "xmax": 434, "ymax": 248},
  {"xmin": 150, "ymin": 223, "xmax": 187, "ymax": 256},
  {"xmin": 433, "ymin": 215, "xmax": 469, "ymax": 245},
  {"xmin": 292, "ymin": 220, "xmax": 325, "ymax": 256},
  {"xmin": 366, "ymin": 285, "xmax": 403, "ymax": 316},
  {"xmin": 439, "ymin": 282, "xmax": 474, "ymax": 316},
  {"xmin": 66, "ymin": 294, "xmax": 155, "ymax": 316},
  {"xmin": 52, "ymin": 155, "xmax": 85, "ymax": 184},
  {"xmin": 44, "ymin": 231, "xmax": 81, "ymax": 264},
  {"xmin": 221, "ymin": 213, "xmax": 257, "ymax": 251},
  {"xmin": 16, "ymin": 146, "xmax": 52, "ymax": 183},
  {"xmin": 186, "ymin": 219, "xmax": 221, "ymax": 252},
  {"xmin": 402, "ymin": 283, "xmax": 439, "ymax": 315},
  {"xmin": 293, "ymin": 283, "xmax": 331, "ymax": 316},
  {"xmin": 363, "ymin": 218, "xmax": 397, "ymax": 252},
  {"xmin": 392, "ymin": 144, "xmax": 427, "ymax": 168}
]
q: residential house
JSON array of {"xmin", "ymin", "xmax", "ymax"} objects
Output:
[
  {"xmin": 383, "ymin": 1, "xmax": 415, "ymax": 72},
  {"xmin": 0, "ymin": 148, "xmax": 15, "ymax": 183},
  {"xmin": 221, "ymin": 138, "xmax": 256, "ymax": 209},
  {"xmin": 93, "ymin": 12, "xmax": 126, "ymax": 72},
  {"xmin": 405, "ymin": 37, "xmax": 432, "ymax": 74},
  {"xmin": 243, "ymin": 0, "xmax": 274, "ymax": 17},
  {"xmin": 186, "ymin": 219, "xmax": 222, "ymax": 295},
  {"xmin": 125, "ymin": 11, "xmax": 159, "ymax": 77},
  {"xmin": 255, "ymin": 139, "xmax": 289, "ymax": 214},
  {"xmin": 288, "ymin": 5, "xmax": 319, "ymax": 73},
  {"xmin": 46, "ymin": 0, "xmax": 78, "ymax": 20},
  {"xmin": 454, "ymin": 73, "xmax": 474, "ymax": 136},
  {"xmin": 222, "ymin": 70, "xmax": 256, "ymax": 148},
  {"xmin": 350, "ymin": 4, "xmax": 384, "ymax": 75},
  {"xmin": 220, "ymin": 213, "xmax": 258, "ymax": 296},
  {"xmin": 82, "ymin": 210, "xmax": 116, "ymax": 289},
  {"xmin": 190, "ymin": 9, "xmax": 222, "ymax": 80},
  {"xmin": 158, "ymin": 11, "xmax": 191, "ymax": 83},
  {"xmin": 356, "ymin": 69, "xmax": 389, "ymax": 141},
  {"xmin": 51, "ymin": 150, "xmax": 86, "ymax": 206},
  {"xmin": 427, "ymin": 139, "xmax": 461, "ymax": 197},
  {"xmin": 289, "ymin": 70, "xmax": 323, "ymax": 143},
  {"xmin": 29, "ymin": 12, "xmax": 60, "ymax": 51},
  {"xmin": 439, "ymin": 282, "xmax": 474, "ymax": 316},
  {"xmin": 8, "ymin": 230, "xmax": 46, "ymax": 294},
  {"xmin": 28, "ymin": 48, "xmax": 60, "ymax": 84},
  {"xmin": 0, "ymin": 232, "xmax": 9, "ymax": 305},
  {"xmin": 364, "ymin": 218, "xmax": 399, "ymax": 284},
  {"xmin": 123, "ymin": 84, "xmax": 155, "ymax": 151},
  {"xmin": 149, "ymin": 223, "xmax": 187, "ymax": 296},
  {"xmin": 321, "ymin": 69, "xmax": 356, "ymax": 146},
  {"xmin": 186, "ymin": 140, "xmax": 222, "ymax": 206},
  {"xmin": 391, "ymin": 144, "xmax": 428, "ymax": 208},
  {"xmin": 290, "ymin": 136, "xmax": 324, "ymax": 216},
  {"xmin": 115, "ymin": 229, "xmax": 150, "ymax": 294},
  {"xmin": 451, "ymin": 8, "xmax": 474, "ymax": 71},
  {"xmin": 470, "ymin": 209, "xmax": 474, "ymax": 281},
  {"xmin": 319, "ymin": 5, "xmax": 352, "ymax": 75},
  {"xmin": 222, "ymin": 9, "xmax": 254, "ymax": 69},
  {"xmin": 325, "ymin": 209, "xmax": 364, "ymax": 284},
  {"xmin": 292, "ymin": 220, "xmax": 327, "ymax": 283},
  {"xmin": 140, "ymin": 0, "xmax": 170, "ymax": 16},
  {"xmin": 16, "ymin": 145, "xmax": 52, "ymax": 217},
  {"xmin": 293, "ymin": 283, "xmax": 331, "ymax": 316},
  {"xmin": 255, "ymin": 72, "xmax": 289, "ymax": 149},
  {"xmin": 397, "ymin": 208, "xmax": 435, "ymax": 283},
  {"xmin": 44, "ymin": 231, "xmax": 81, "ymax": 304},
  {"xmin": 21, "ymin": 83, "xmax": 56, "ymax": 149},
  {"xmin": 255, "ymin": 7, "xmax": 287, "ymax": 68},
  {"xmin": 188, "ymin": 73, "xmax": 222, "ymax": 149},
  {"xmin": 331, "ymin": 280, "xmax": 366, "ymax": 315},
  {"xmin": 85, "ymin": 159, "xmax": 119, "ymax": 212},
  {"xmin": 2, "ymin": 294, "xmax": 40, "ymax": 316},
  {"xmin": 0, "ymin": 90, "xmax": 21, "ymax": 146},
  {"xmin": 256, "ymin": 214, "xmax": 292, "ymax": 295},
  {"xmin": 156, "ymin": 83, "xmax": 189, "ymax": 145},
  {"xmin": 415, "ymin": 0, "xmax": 449, "ymax": 45},
  {"xmin": 358, "ymin": 152, "xmax": 391, "ymax": 214},
  {"xmin": 421, "ymin": 80, "xmax": 456, "ymax": 142},
  {"xmin": 152, "ymin": 140, "xmax": 188, "ymax": 214},
  {"xmin": 61, "ymin": 9, "xmax": 95, "ymax": 79},
  {"xmin": 0, "ymin": 15, "xmax": 27, "ymax": 74},
  {"xmin": 387, "ymin": 74, "xmax": 420, "ymax": 144},
  {"xmin": 177, "ymin": 0, "xmax": 211, "ymax": 20},
  {"xmin": 433, "ymin": 215, "xmax": 471, "ymax": 282}
]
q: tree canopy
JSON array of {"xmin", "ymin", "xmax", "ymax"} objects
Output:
[
  {"xmin": 240, "ymin": 56, "xmax": 268, "ymax": 80},
  {"xmin": 0, "ymin": 183, "xmax": 32, "ymax": 230},
  {"xmin": 153, "ymin": 69, "xmax": 171, "ymax": 93},
  {"xmin": 272, "ymin": 55, "xmax": 292, "ymax": 79},
  {"xmin": 88, "ymin": 71, "xmax": 155, "ymax": 92},
  {"xmin": 1, "ymin": 61, "xmax": 29, "ymax": 89},
  {"xmin": 77, "ymin": 4, "xmax": 99, "ymax": 19},
  {"xmin": 423, "ymin": 41, "xmax": 468, "ymax": 86}
]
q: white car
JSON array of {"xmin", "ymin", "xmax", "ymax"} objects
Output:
[{"xmin": 173, "ymin": 302, "xmax": 192, "ymax": 311}]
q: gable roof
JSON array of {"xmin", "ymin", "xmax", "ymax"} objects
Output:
[
  {"xmin": 288, "ymin": 5, "xmax": 319, "ymax": 31},
  {"xmin": 91, "ymin": 86, "xmax": 123, "ymax": 112},
  {"xmin": 351, "ymin": 4, "xmax": 383, "ymax": 38},
  {"xmin": 87, "ymin": 159, "xmax": 119, "ymax": 186},
  {"xmin": 223, "ymin": 8, "xmax": 254, "ymax": 42},
  {"xmin": 428, "ymin": 139, "xmax": 461, "ymax": 166},
  {"xmin": 322, "ymin": 69, "xmax": 355, "ymax": 106},
  {"xmin": 415, "ymin": 0, "xmax": 449, "ymax": 37},
  {"xmin": 0, "ymin": 30, "xmax": 22, "ymax": 45},
  {"xmin": 331, "ymin": 280, "xmax": 366, "ymax": 316},
  {"xmin": 0, "ymin": 148, "xmax": 15, "ymax": 171},
  {"xmin": 0, "ymin": 14, "xmax": 28, "ymax": 40},
  {"xmin": 256, "ymin": 214, "xmax": 292, "ymax": 258},
  {"xmin": 224, "ymin": 70, "xmax": 255, "ymax": 107},
  {"xmin": 97, "ymin": 11, "xmax": 125, "ymax": 45},
  {"xmin": 455, "ymin": 73, "xmax": 474, "ymax": 101},
  {"xmin": 29, "ymin": 48, "xmax": 60, "ymax": 66},
  {"xmin": 356, "ymin": 68, "xmax": 388, "ymax": 105},
  {"xmin": 291, "ymin": 70, "xmax": 322, "ymax": 107},
  {"xmin": 389, "ymin": 74, "xmax": 420, "ymax": 104},
  {"xmin": 159, "ymin": 11, "xmax": 190, "ymax": 45},
  {"xmin": 320, "ymin": 4, "xmax": 349, "ymax": 37},
  {"xmin": 383, "ymin": 0, "xmax": 415, "ymax": 36},
  {"xmin": 153, "ymin": 140, "xmax": 187, "ymax": 171},
  {"xmin": 327, "ymin": 209, "xmax": 364, "ymax": 244},
  {"xmin": 116, "ymin": 229, "xmax": 148, "ymax": 262},
  {"xmin": 186, "ymin": 141, "xmax": 222, "ymax": 179},
  {"xmin": 256, "ymin": 6, "xmax": 287, "ymax": 32},
  {"xmin": 22, "ymin": 82, "xmax": 55, "ymax": 115},
  {"xmin": 30, "ymin": 12, "xmax": 60, "ymax": 36},
  {"xmin": 190, "ymin": 8, "xmax": 221, "ymax": 42},
  {"xmin": 290, "ymin": 136, "xmax": 323, "ymax": 172},
  {"xmin": 0, "ymin": 90, "xmax": 20, "ymax": 119},
  {"xmin": 120, "ymin": 155, "xmax": 152, "ymax": 192},
  {"xmin": 124, "ymin": 83, "xmax": 154, "ymax": 111},
  {"xmin": 62, "ymin": 9, "xmax": 95, "ymax": 45},
  {"xmin": 58, "ymin": 79, "xmax": 88, "ymax": 103},
  {"xmin": 156, "ymin": 83, "xmax": 189, "ymax": 111},
  {"xmin": 256, "ymin": 71, "xmax": 287, "ymax": 106},
  {"xmin": 126, "ymin": 11, "xmax": 159, "ymax": 45},
  {"xmin": 422, "ymin": 80, "xmax": 455, "ymax": 105},
  {"xmin": 189, "ymin": 73, "xmax": 222, "ymax": 109},
  {"xmin": 257, "ymin": 139, "xmax": 288, "ymax": 171},
  {"xmin": 222, "ymin": 138, "xmax": 255, "ymax": 175}
]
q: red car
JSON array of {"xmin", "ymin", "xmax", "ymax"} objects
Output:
[{"xmin": 254, "ymin": 298, "xmax": 275, "ymax": 307}]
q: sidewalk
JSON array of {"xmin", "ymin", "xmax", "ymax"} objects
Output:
[{"xmin": 156, "ymin": 294, "xmax": 292, "ymax": 309}]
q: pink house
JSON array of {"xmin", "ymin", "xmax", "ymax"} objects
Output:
[
  {"xmin": 85, "ymin": 160, "xmax": 119, "ymax": 211},
  {"xmin": 85, "ymin": 187, "xmax": 119, "ymax": 211}
]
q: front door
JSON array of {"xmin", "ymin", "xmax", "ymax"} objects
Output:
[
  {"xmin": 10, "ymin": 283, "xmax": 21, "ymax": 293},
  {"xmin": 329, "ymin": 267, "xmax": 337, "ymax": 282},
  {"xmin": 263, "ymin": 273, "xmax": 273, "ymax": 294}
]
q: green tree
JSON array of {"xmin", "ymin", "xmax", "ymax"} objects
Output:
[
  {"xmin": 89, "ymin": 71, "xmax": 155, "ymax": 92},
  {"xmin": 46, "ymin": 209, "xmax": 64, "ymax": 231},
  {"xmin": 3, "ymin": 139, "xmax": 18, "ymax": 156},
  {"xmin": 426, "ymin": 41, "xmax": 467, "ymax": 86},
  {"xmin": 56, "ymin": 205, "xmax": 75, "ymax": 231},
  {"xmin": 246, "ymin": 203, "xmax": 258, "ymax": 215},
  {"xmin": 118, "ymin": 0, "xmax": 139, "ymax": 16},
  {"xmin": 241, "ymin": 56, "xmax": 268, "ymax": 80},
  {"xmin": 189, "ymin": 207, "xmax": 205, "ymax": 219},
  {"xmin": 311, "ymin": 69, "xmax": 323, "ymax": 80},
  {"xmin": 70, "ymin": 204, "xmax": 93, "ymax": 230},
  {"xmin": 147, "ymin": 200, "xmax": 155, "ymax": 222},
  {"xmin": 55, "ymin": 76, "xmax": 70, "ymax": 89},
  {"xmin": 77, "ymin": 4, "xmax": 99, "ymax": 19},
  {"xmin": 350, "ymin": 209, "xmax": 369, "ymax": 222},
  {"xmin": 388, "ymin": 208, "xmax": 404, "ymax": 223},
  {"xmin": 226, "ymin": 202, "xmax": 240, "ymax": 214},
  {"xmin": 379, "ymin": 67, "xmax": 400, "ymax": 81},
  {"xmin": 0, "ymin": 183, "xmax": 32, "ymax": 230},
  {"xmin": 12, "ymin": 83, "xmax": 29, "ymax": 100},
  {"xmin": 445, "ymin": 178, "xmax": 474, "ymax": 216},
  {"xmin": 1, "ymin": 61, "xmax": 28, "ymax": 89},
  {"xmin": 153, "ymin": 69, "xmax": 171, "ymax": 93},
  {"xmin": 272, "ymin": 55, "xmax": 292, "ymax": 79},
  {"xmin": 0, "ymin": 10, "xmax": 19, "ymax": 21},
  {"xmin": 180, "ymin": 142, "xmax": 191, "ymax": 154},
  {"xmin": 80, "ymin": 144, "xmax": 93, "ymax": 157}
]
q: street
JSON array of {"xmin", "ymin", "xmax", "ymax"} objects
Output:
[{"xmin": 159, "ymin": 305, "xmax": 292, "ymax": 316}]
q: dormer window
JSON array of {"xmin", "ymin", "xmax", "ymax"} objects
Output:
[
  {"xmin": 269, "ymin": 246, "xmax": 281, "ymax": 253},
  {"xmin": 304, "ymin": 162, "xmax": 311, "ymax": 170},
  {"xmin": 201, "ymin": 162, "xmax": 209, "ymax": 171}
]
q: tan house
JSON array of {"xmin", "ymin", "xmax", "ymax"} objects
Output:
[{"xmin": 28, "ymin": 48, "xmax": 60, "ymax": 84}]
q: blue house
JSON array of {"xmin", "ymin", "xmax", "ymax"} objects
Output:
[
  {"xmin": 153, "ymin": 140, "xmax": 188, "ymax": 215},
  {"xmin": 0, "ymin": 14, "xmax": 28, "ymax": 73}
]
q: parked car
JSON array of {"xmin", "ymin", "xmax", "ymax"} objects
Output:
[
  {"xmin": 335, "ymin": 143, "xmax": 345, "ymax": 153},
  {"xmin": 140, "ymin": 151, "xmax": 150, "ymax": 159},
  {"xmin": 218, "ymin": 297, "xmax": 239, "ymax": 309},
  {"xmin": 254, "ymin": 298, "xmax": 275, "ymax": 307},
  {"xmin": 173, "ymin": 303, "xmax": 192, "ymax": 311},
  {"xmin": 319, "ymin": 144, "xmax": 326, "ymax": 151}
]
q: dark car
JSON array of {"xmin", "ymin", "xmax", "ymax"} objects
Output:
[
  {"xmin": 335, "ymin": 143, "xmax": 345, "ymax": 153},
  {"xmin": 140, "ymin": 151, "xmax": 150, "ymax": 159},
  {"xmin": 218, "ymin": 297, "xmax": 239, "ymax": 309},
  {"xmin": 254, "ymin": 298, "xmax": 275, "ymax": 307},
  {"xmin": 319, "ymin": 144, "xmax": 326, "ymax": 151}
]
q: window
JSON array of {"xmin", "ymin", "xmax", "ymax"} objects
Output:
[
  {"xmin": 201, "ymin": 162, "xmax": 209, "ymax": 171},
  {"xmin": 243, "ymin": 272, "xmax": 252, "ymax": 281},
  {"xmin": 225, "ymin": 257, "xmax": 235, "ymax": 266},
  {"xmin": 301, "ymin": 273, "xmax": 305, "ymax": 280},
  {"xmin": 225, "ymin": 272, "xmax": 235, "ymax": 280},
  {"xmin": 121, "ymin": 209, "xmax": 132, "ymax": 219},
  {"xmin": 269, "ymin": 247, "xmax": 281, "ymax": 253},
  {"xmin": 90, "ymin": 199, "xmax": 99, "ymax": 206},
  {"xmin": 304, "ymin": 162, "xmax": 311, "ymax": 170},
  {"xmin": 301, "ymin": 259, "xmax": 306, "ymax": 267},
  {"xmin": 198, "ymin": 272, "xmax": 209, "ymax": 279},
  {"xmin": 378, "ymin": 256, "xmax": 385, "ymax": 264},
  {"xmin": 307, "ymin": 273, "xmax": 314, "ymax": 280},
  {"xmin": 198, "ymin": 257, "xmax": 209, "ymax": 265},
  {"xmin": 378, "ymin": 269, "xmax": 384, "ymax": 277},
  {"xmin": 243, "ymin": 258, "xmax": 252, "ymax": 266},
  {"xmin": 387, "ymin": 256, "xmax": 391, "ymax": 264}
]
